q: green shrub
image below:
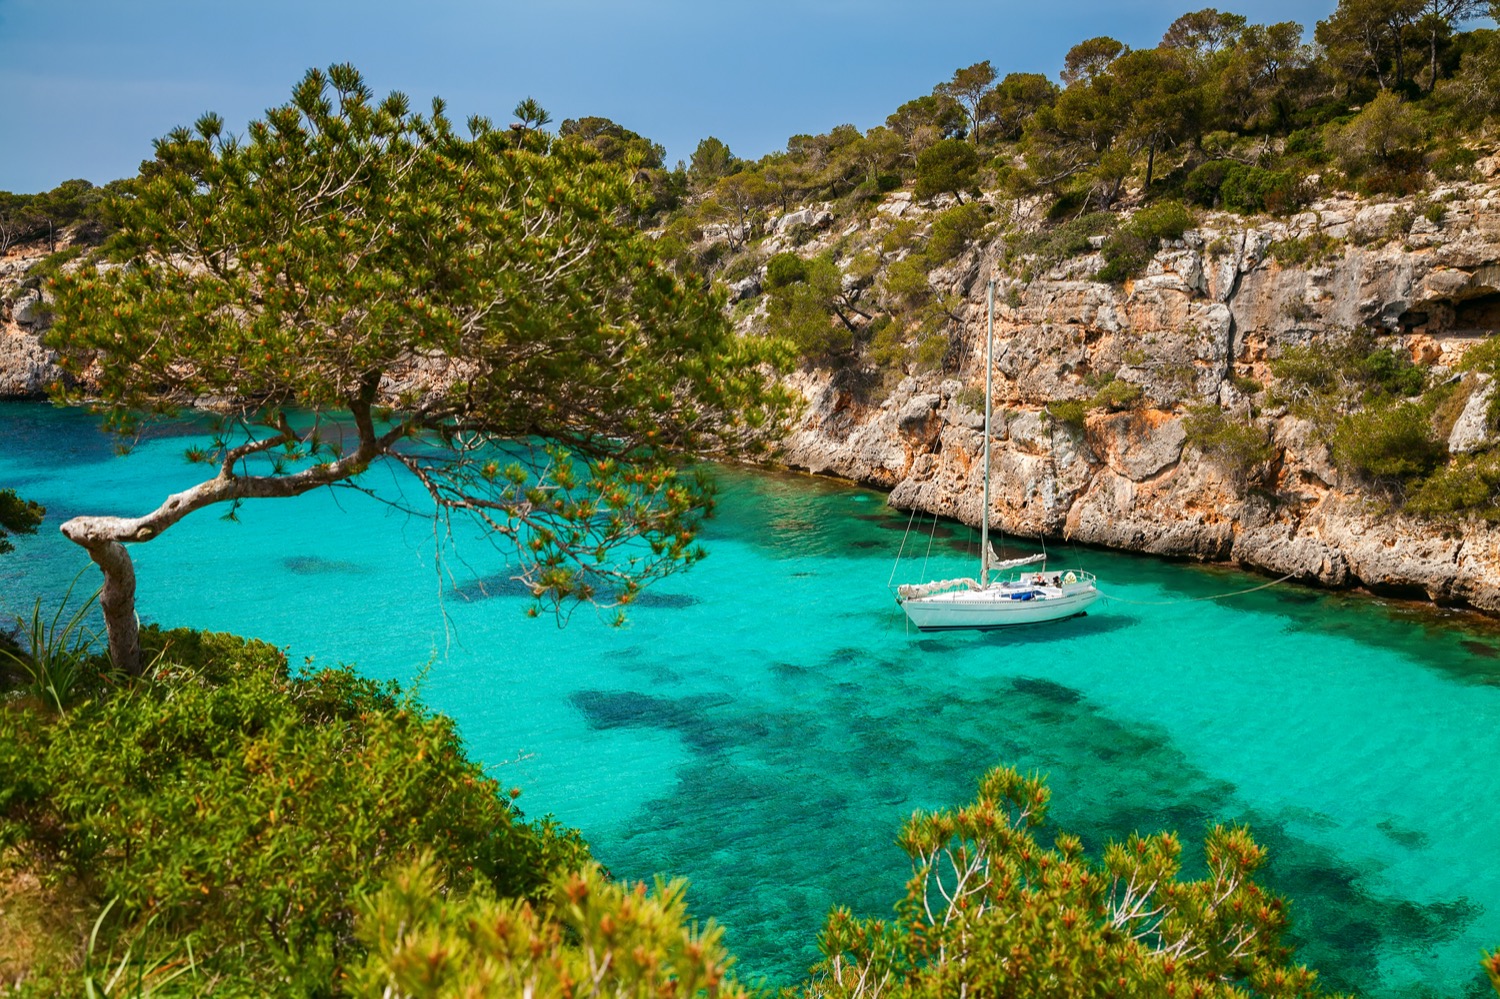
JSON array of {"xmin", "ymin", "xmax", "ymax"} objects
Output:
[
  {"xmin": 1185, "ymin": 162, "xmax": 1307, "ymax": 215},
  {"xmin": 1184, "ymin": 406, "xmax": 1274, "ymax": 476},
  {"xmin": 0, "ymin": 630, "xmax": 588, "ymax": 993},
  {"xmin": 1205, "ymin": 234, "xmax": 1235, "ymax": 258},
  {"xmin": 1431, "ymin": 146, "xmax": 1479, "ymax": 181},
  {"xmin": 1183, "ymin": 161, "xmax": 1236, "ymax": 207},
  {"xmin": 1330, "ymin": 401, "xmax": 1445, "ymax": 484},
  {"xmin": 803, "ymin": 767, "xmax": 1331, "ymax": 999},
  {"xmin": 926, "ymin": 202, "xmax": 989, "ymax": 265},
  {"xmin": 1271, "ymin": 330, "xmax": 1428, "ymax": 429},
  {"xmin": 1361, "ymin": 346, "xmax": 1425, "ymax": 397},
  {"xmin": 1004, "ymin": 212, "xmax": 1116, "ymax": 275},
  {"xmin": 20, "ymin": 246, "xmax": 84, "ymax": 287},
  {"xmin": 1409, "ymin": 456, "xmax": 1500, "ymax": 516},
  {"xmin": 1222, "ymin": 165, "xmax": 1307, "ymax": 215},
  {"xmin": 913, "ymin": 138, "xmax": 980, "ymax": 203},
  {"xmin": 1354, "ymin": 156, "xmax": 1429, "ymax": 197},
  {"xmin": 353, "ymin": 858, "xmax": 748, "ymax": 998},
  {"xmin": 1097, "ymin": 200, "xmax": 1193, "ymax": 283},
  {"xmin": 1231, "ymin": 373, "xmax": 1264, "ymax": 396},
  {"xmin": 1284, "ymin": 127, "xmax": 1330, "ymax": 163},
  {"xmin": 0, "ymin": 487, "xmax": 44, "ymax": 557},
  {"xmin": 1046, "ymin": 189, "xmax": 1089, "ymax": 221},
  {"xmin": 718, "ymin": 251, "xmax": 762, "ymax": 284},
  {"xmin": 880, "ymin": 255, "xmax": 934, "ymax": 310},
  {"xmin": 912, "ymin": 317, "xmax": 955, "ymax": 369},
  {"xmin": 868, "ymin": 316, "xmax": 907, "ymax": 368},
  {"xmin": 1268, "ymin": 233, "xmax": 1342, "ymax": 267},
  {"xmin": 764, "ymin": 251, "xmax": 808, "ymax": 289},
  {"xmin": 952, "ymin": 383, "xmax": 986, "ymax": 412},
  {"xmin": 1090, "ymin": 377, "xmax": 1144, "ymax": 411},
  {"xmin": 1408, "ymin": 454, "xmax": 1500, "ymax": 519},
  {"xmin": 881, "ymin": 219, "xmax": 921, "ymax": 254},
  {"xmin": 1047, "ymin": 399, "xmax": 1088, "ymax": 427},
  {"xmin": 766, "ymin": 254, "xmax": 855, "ymax": 359}
]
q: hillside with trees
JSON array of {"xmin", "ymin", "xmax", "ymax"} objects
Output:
[{"xmin": 6, "ymin": 2, "xmax": 1500, "ymax": 994}]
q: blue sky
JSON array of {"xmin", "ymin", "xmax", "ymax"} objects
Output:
[{"xmin": 0, "ymin": 0, "xmax": 1345, "ymax": 193}]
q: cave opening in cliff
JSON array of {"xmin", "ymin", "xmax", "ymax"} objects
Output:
[{"xmin": 1453, "ymin": 291, "xmax": 1500, "ymax": 333}]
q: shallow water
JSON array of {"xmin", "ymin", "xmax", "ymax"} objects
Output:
[{"xmin": 3, "ymin": 401, "xmax": 1499, "ymax": 996}]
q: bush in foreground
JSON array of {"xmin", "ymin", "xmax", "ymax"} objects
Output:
[
  {"xmin": 6, "ymin": 629, "xmax": 1498, "ymax": 996},
  {"xmin": 801, "ymin": 766, "xmax": 1338, "ymax": 999},
  {"xmin": 0, "ymin": 630, "xmax": 588, "ymax": 994}
]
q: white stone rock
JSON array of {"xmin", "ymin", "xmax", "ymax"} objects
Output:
[
  {"xmin": 12, "ymin": 292, "xmax": 40, "ymax": 326},
  {"xmin": 728, "ymin": 275, "xmax": 761, "ymax": 303},
  {"xmin": 1448, "ymin": 377, "xmax": 1495, "ymax": 454}
]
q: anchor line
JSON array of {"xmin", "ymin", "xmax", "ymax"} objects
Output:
[
  {"xmin": 1095, "ymin": 572, "xmax": 1300, "ymax": 607},
  {"xmin": 888, "ymin": 506, "xmax": 920, "ymax": 589}
]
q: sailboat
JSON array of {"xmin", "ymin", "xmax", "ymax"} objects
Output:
[{"xmin": 895, "ymin": 280, "xmax": 1100, "ymax": 632}]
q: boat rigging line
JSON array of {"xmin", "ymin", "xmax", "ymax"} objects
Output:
[{"xmin": 1094, "ymin": 571, "xmax": 1300, "ymax": 607}]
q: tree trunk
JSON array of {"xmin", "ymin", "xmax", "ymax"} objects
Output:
[
  {"xmin": 1145, "ymin": 143, "xmax": 1157, "ymax": 188},
  {"xmin": 1429, "ymin": 28, "xmax": 1440, "ymax": 93},
  {"xmin": 56, "ymin": 407, "xmax": 393, "ymax": 677},
  {"xmin": 62, "ymin": 528, "xmax": 142, "ymax": 675}
]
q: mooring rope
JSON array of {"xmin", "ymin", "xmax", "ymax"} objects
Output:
[
  {"xmin": 888, "ymin": 506, "xmax": 919, "ymax": 588},
  {"xmin": 1095, "ymin": 571, "xmax": 1300, "ymax": 607}
]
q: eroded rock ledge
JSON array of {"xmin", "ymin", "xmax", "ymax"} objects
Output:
[{"xmin": 782, "ymin": 177, "xmax": 1500, "ymax": 614}]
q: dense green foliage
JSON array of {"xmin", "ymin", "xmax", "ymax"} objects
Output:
[
  {"xmin": 764, "ymin": 253, "xmax": 860, "ymax": 359},
  {"xmin": 913, "ymin": 139, "xmax": 980, "ymax": 204},
  {"xmin": 1408, "ymin": 451, "xmax": 1500, "ymax": 518},
  {"xmin": 0, "ymin": 630, "xmax": 588, "ymax": 995},
  {"xmin": 0, "ymin": 179, "xmax": 130, "ymax": 252},
  {"xmin": 353, "ymin": 859, "xmax": 748, "ymax": 998},
  {"xmin": 802, "ymin": 766, "xmax": 1336, "ymax": 999},
  {"xmin": 1270, "ymin": 331, "xmax": 1426, "ymax": 425},
  {"xmin": 1269, "ymin": 330, "xmax": 1450, "ymax": 493},
  {"xmin": 1184, "ymin": 406, "xmax": 1275, "ymax": 478},
  {"xmin": 0, "ymin": 489, "xmax": 43, "ymax": 556},
  {"xmin": 1097, "ymin": 199, "xmax": 1194, "ymax": 282},
  {"xmin": 1331, "ymin": 402, "xmax": 1446, "ymax": 484},
  {"xmin": 1091, "ymin": 376, "xmax": 1147, "ymax": 411},
  {"xmin": 44, "ymin": 64, "xmax": 788, "ymax": 674},
  {"xmin": 925, "ymin": 202, "xmax": 990, "ymax": 264},
  {"xmin": 1184, "ymin": 161, "xmax": 1309, "ymax": 215}
]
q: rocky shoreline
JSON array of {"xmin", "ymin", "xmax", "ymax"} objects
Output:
[
  {"xmin": 780, "ymin": 166, "xmax": 1500, "ymax": 614},
  {"xmin": 8, "ymin": 170, "xmax": 1500, "ymax": 613}
]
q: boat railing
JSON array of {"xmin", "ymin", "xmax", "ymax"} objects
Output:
[{"xmin": 1003, "ymin": 569, "xmax": 1097, "ymax": 588}]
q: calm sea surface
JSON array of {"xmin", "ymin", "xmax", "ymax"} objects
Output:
[{"xmin": 2, "ymin": 401, "xmax": 1498, "ymax": 996}]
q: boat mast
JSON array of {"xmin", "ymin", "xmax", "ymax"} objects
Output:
[{"xmin": 980, "ymin": 279, "xmax": 994, "ymax": 587}]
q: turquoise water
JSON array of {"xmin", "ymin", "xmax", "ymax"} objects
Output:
[{"xmin": 3, "ymin": 400, "xmax": 1499, "ymax": 997}]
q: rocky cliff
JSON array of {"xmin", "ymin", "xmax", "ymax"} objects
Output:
[
  {"xmin": 9, "ymin": 174, "xmax": 1500, "ymax": 613},
  {"xmin": 0, "ymin": 250, "xmax": 65, "ymax": 398},
  {"xmin": 781, "ymin": 161, "xmax": 1500, "ymax": 612}
]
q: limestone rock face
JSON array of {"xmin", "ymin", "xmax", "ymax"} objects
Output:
[
  {"xmin": 0, "ymin": 254, "xmax": 69, "ymax": 397},
  {"xmin": 1448, "ymin": 377, "xmax": 1494, "ymax": 454},
  {"xmin": 0, "ymin": 324, "xmax": 64, "ymax": 397},
  {"xmin": 784, "ymin": 180, "xmax": 1500, "ymax": 615}
]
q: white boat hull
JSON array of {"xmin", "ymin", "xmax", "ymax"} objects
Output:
[{"xmin": 899, "ymin": 582, "xmax": 1099, "ymax": 632}]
